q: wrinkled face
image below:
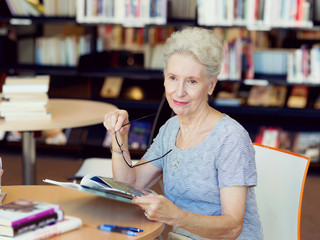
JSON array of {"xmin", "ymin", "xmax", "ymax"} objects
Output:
[{"xmin": 164, "ymin": 53, "xmax": 215, "ymax": 117}]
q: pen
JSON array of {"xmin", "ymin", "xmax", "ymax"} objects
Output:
[
  {"xmin": 98, "ymin": 225, "xmax": 138, "ymax": 236},
  {"xmin": 99, "ymin": 224, "xmax": 143, "ymax": 232}
]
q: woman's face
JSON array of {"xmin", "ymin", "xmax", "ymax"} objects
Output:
[{"xmin": 164, "ymin": 53, "xmax": 215, "ymax": 117}]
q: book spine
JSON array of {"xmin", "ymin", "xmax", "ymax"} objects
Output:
[
  {"xmin": 17, "ymin": 216, "xmax": 81, "ymax": 240},
  {"xmin": 13, "ymin": 211, "xmax": 64, "ymax": 236},
  {"xmin": 12, "ymin": 207, "xmax": 60, "ymax": 228}
]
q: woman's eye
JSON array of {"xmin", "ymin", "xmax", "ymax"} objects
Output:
[
  {"xmin": 188, "ymin": 79, "xmax": 197, "ymax": 85},
  {"xmin": 169, "ymin": 76, "xmax": 176, "ymax": 81}
]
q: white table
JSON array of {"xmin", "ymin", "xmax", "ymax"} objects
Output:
[{"xmin": 0, "ymin": 99, "xmax": 117, "ymax": 185}]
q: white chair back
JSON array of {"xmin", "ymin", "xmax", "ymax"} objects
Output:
[
  {"xmin": 73, "ymin": 158, "xmax": 139, "ymax": 179},
  {"xmin": 254, "ymin": 143, "xmax": 310, "ymax": 240}
]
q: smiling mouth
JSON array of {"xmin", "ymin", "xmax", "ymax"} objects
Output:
[{"xmin": 173, "ymin": 100, "xmax": 188, "ymax": 106}]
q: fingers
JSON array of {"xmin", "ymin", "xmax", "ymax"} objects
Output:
[
  {"xmin": 104, "ymin": 110, "xmax": 129, "ymax": 134},
  {"xmin": 132, "ymin": 195, "xmax": 152, "ymax": 219},
  {"xmin": 132, "ymin": 194, "xmax": 162, "ymax": 220}
]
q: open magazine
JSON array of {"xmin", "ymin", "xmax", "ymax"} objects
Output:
[{"xmin": 43, "ymin": 174, "xmax": 156, "ymax": 204}]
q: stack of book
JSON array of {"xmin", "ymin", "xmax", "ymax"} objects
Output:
[
  {"xmin": 0, "ymin": 75, "xmax": 51, "ymax": 122},
  {"xmin": 0, "ymin": 198, "xmax": 82, "ymax": 239}
]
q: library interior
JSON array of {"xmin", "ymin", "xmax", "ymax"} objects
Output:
[{"xmin": 0, "ymin": 0, "xmax": 320, "ymax": 239}]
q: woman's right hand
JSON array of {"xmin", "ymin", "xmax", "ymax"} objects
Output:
[{"xmin": 103, "ymin": 109, "xmax": 130, "ymax": 136}]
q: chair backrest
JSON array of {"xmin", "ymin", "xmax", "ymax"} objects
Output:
[
  {"xmin": 253, "ymin": 143, "xmax": 310, "ymax": 240},
  {"xmin": 148, "ymin": 96, "xmax": 174, "ymax": 147}
]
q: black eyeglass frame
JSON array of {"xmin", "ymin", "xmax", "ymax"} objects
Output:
[{"xmin": 114, "ymin": 113, "xmax": 172, "ymax": 168}]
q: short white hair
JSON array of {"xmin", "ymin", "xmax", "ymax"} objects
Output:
[{"xmin": 162, "ymin": 27, "xmax": 224, "ymax": 79}]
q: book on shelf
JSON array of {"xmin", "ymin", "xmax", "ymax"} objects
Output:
[
  {"xmin": 5, "ymin": 0, "xmax": 43, "ymax": 17},
  {"xmin": 255, "ymin": 127, "xmax": 320, "ymax": 162},
  {"xmin": 214, "ymin": 82, "xmax": 242, "ymax": 107},
  {"xmin": 43, "ymin": 0, "xmax": 76, "ymax": 17},
  {"xmin": 247, "ymin": 85, "xmax": 271, "ymax": 107},
  {"xmin": 0, "ymin": 199, "xmax": 63, "ymax": 237},
  {"xmin": 253, "ymin": 50, "xmax": 288, "ymax": 75},
  {"xmin": 0, "ymin": 216, "xmax": 82, "ymax": 240},
  {"xmin": 128, "ymin": 120, "xmax": 153, "ymax": 150},
  {"xmin": 100, "ymin": 77, "xmax": 123, "ymax": 98},
  {"xmin": 76, "ymin": 0, "xmax": 167, "ymax": 26},
  {"xmin": 287, "ymin": 86, "xmax": 309, "ymax": 109},
  {"xmin": 268, "ymin": 85, "xmax": 287, "ymax": 108},
  {"xmin": 218, "ymin": 38, "xmax": 243, "ymax": 81},
  {"xmin": 293, "ymin": 131, "xmax": 320, "ymax": 163},
  {"xmin": 35, "ymin": 35, "xmax": 91, "ymax": 67},
  {"xmin": 278, "ymin": 130, "xmax": 297, "ymax": 152},
  {"xmin": 168, "ymin": 0, "xmax": 196, "ymax": 20},
  {"xmin": 287, "ymin": 45, "xmax": 320, "ymax": 84},
  {"xmin": 197, "ymin": 0, "xmax": 313, "ymax": 28},
  {"xmin": 314, "ymin": 94, "xmax": 320, "ymax": 110},
  {"xmin": 255, "ymin": 126, "xmax": 281, "ymax": 148},
  {"xmin": 43, "ymin": 174, "xmax": 157, "ymax": 204},
  {"xmin": 247, "ymin": 85, "xmax": 287, "ymax": 107}
]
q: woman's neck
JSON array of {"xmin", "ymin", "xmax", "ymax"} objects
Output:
[
  {"xmin": 178, "ymin": 107, "xmax": 211, "ymax": 134},
  {"xmin": 176, "ymin": 107, "xmax": 218, "ymax": 150}
]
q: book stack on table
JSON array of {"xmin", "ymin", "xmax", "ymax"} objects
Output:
[
  {"xmin": 0, "ymin": 75, "xmax": 51, "ymax": 121},
  {"xmin": 0, "ymin": 198, "xmax": 82, "ymax": 239}
]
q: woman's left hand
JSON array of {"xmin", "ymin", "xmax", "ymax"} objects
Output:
[{"xmin": 132, "ymin": 194, "xmax": 182, "ymax": 225}]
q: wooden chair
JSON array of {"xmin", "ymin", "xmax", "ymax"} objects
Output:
[{"xmin": 253, "ymin": 143, "xmax": 310, "ymax": 240}]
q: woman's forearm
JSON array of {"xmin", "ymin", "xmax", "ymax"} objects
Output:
[
  {"xmin": 111, "ymin": 133, "xmax": 136, "ymax": 184},
  {"xmin": 172, "ymin": 210, "xmax": 243, "ymax": 240}
]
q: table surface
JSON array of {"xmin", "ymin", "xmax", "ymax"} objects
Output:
[
  {"xmin": 2, "ymin": 185, "xmax": 164, "ymax": 240},
  {"xmin": 0, "ymin": 98, "xmax": 117, "ymax": 131}
]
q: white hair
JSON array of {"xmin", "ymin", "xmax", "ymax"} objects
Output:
[{"xmin": 162, "ymin": 27, "xmax": 224, "ymax": 79}]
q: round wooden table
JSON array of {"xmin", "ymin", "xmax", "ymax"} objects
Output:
[
  {"xmin": 0, "ymin": 99, "xmax": 117, "ymax": 185},
  {"xmin": 2, "ymin": 185, "xmax": 164, "ymax": 240}
]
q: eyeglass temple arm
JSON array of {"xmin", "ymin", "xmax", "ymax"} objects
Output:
[
  {"xmin": 121, "ymin": 113, "xmax": 157, "ymax": 128},
  {"xmin": 132, "ymin": 149, "xmax": 172, "ymax": 168}
]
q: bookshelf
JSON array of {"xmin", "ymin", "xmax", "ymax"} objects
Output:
[{"xmin": 0, "ymin": 0, "xmax": 320, "ymax": 166}]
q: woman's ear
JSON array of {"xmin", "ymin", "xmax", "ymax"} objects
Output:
[{"xmin": 208, "ymin": 77, "xmax": 218, "ymax": 96}]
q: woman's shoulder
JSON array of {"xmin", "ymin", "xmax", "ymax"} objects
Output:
[
  {"xmin": 211, "ymin": 115, "xmax": 252, "ymax": 147},
  {"xmin": 162, "ymin": 115, "xmax": 179, "ymax": 129},
  {"xmin": 155, "ymin": 115, "xmax": 179, "ymax": 139},
  {"xmin": 217, "ymin": 115, "xmax": 247, "ymax": 134}
]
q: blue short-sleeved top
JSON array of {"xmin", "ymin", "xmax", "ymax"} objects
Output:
[{"xmin": 143, "ymin": 115, "xmax": 263, "ymax": 240}]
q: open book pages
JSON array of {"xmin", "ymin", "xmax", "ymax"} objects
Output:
[{"xmin": 43, "ymin": 174, "xmax": 155, "ymax": 203}]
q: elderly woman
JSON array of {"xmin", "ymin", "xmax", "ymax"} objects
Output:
[{"xmin": 104, "ymin": 27, "xmax": 263, "ymax": 240}]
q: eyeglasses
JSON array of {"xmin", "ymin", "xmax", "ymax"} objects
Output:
[{"xmin": 115, "ymin": 113, "xmax": 172, "ymax": 168}]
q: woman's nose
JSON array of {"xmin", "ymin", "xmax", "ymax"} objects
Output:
[{"xmin": 176, "ymin": 81, "xmax": 186, "ymax": 96}]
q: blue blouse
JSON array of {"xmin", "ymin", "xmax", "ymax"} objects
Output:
[{"xmin": 143, "ymin": 115, "xmax": 263, "ymax": 240}]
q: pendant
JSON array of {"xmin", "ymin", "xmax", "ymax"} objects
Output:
[{"xmin": 172, "ymin": 160, "xmax": 179, "ymax": 172}]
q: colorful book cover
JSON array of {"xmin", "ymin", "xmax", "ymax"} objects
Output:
[
  {"xmin": 0, "ymin": 216, "xmax": 82, "ymax": 240},
  {"xmin": 128, "ymin": 120, "xmax": 152, "ymax": 150},
  {"xmin": 0, "ymin": 199, "xmax": 61, "ymax": 227}
]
